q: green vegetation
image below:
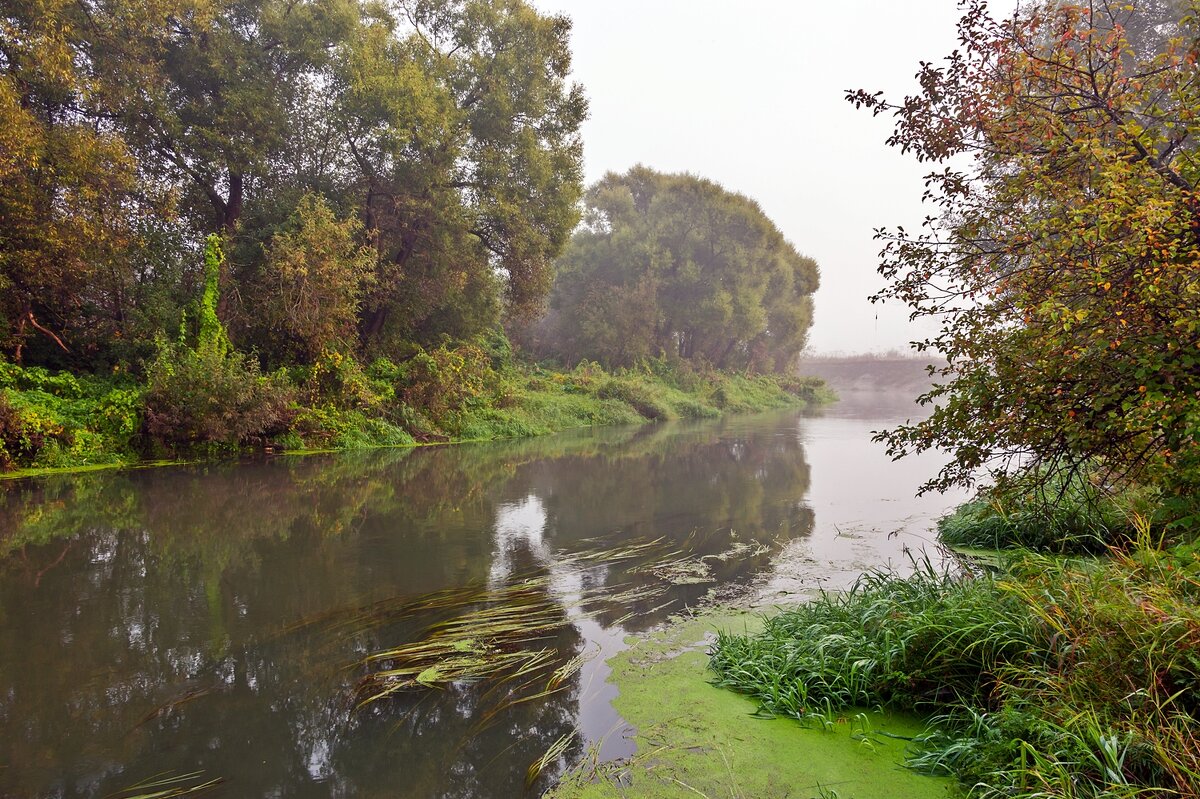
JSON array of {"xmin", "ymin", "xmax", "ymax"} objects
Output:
[
  {"xmin": 849, "ymin": 0, "xmax": 1200, "ymax": 498},
  {"xmin": 711, "ymin": 546, "xmax": 1200, "ymax": 797},
  {"xmin": 532, "ymin": 166, "xmax": 819, "ymax": 373},
  {"xmin": 551, "ymin": 611, "xmax": 951, "ymax": 799},
  {"xmin": 0, "ymin": 0, "xmax": 823, "ymax": 473},
  {"xmin": 937, "ymin": 470, "xmax": 1159, "ymax": 555},
  {"xmin": 0, "ymin": 348, "xmax": 827, "ymax": 475},
  {"xmin": 1, "ymin": 0, "xmax": 585, "ymax": 365},
  {"xmin": 701, "ymin": 6, "xmax": 1200, "ymax": 799}
]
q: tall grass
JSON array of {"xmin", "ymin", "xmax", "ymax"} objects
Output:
[
  {"xmin": 709, "ymin": 546, "xmax": 1200, "ymax": 797},
  {"xmin": 938, "ymin": 470, "xmax": 1157, "ymax": 554}
]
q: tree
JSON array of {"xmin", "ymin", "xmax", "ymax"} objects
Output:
[
  {"xmin": 339, "ymin": 0, "xmax": 587, "ymax": 350},
  {"xmin": 250, "ymin": 192, "xmax": 375, "ymax": 362},
  {"xmin": 92, "ymin": 0, "xmax": 360, "ymax": 235},
  {"xmin": 545, "ymin": 167, "xmax": 819, "ymax": 372},
  {"xmin": 1, "ymin": 0, "xmax": 586, "ymax": 366},
  {"xmin": 848, "ymin": 0, "xmax": 1200, "ymax": 494},
  {"xmin": 0, "ymin": 0, "xmax": 166, "ymax": 363}
]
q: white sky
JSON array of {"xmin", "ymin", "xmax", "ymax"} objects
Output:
[{"xmin": 531, "ymin": 0, "xmax": 969, "ymax": 355}]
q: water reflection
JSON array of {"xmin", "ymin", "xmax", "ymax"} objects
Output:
[{"xmin": 0, "ymin": 412, "xmax": 814, "ymax": 798}]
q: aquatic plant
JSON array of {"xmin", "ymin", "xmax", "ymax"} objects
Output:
[
  {"xmin": 105, "ymin": 771, "xmax": 223, "ymax": 798},
  {"xmin": 351, "ymin": 540, "xmax": 685, "ymax": 705}
]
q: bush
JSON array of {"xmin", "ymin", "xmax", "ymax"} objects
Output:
[
  {"xmin": 0, "ymin": 391, "xmax": 70, "ymax": 469},
  {"xmin": 392, "ymin": 342, "xmax": 492, "ymax": 422},
  {"xmin": 299, "ymin": 350, "xmax": 387, "ymax": 411},
  {"xmin": 144, "ymin": 341, "xmax": 296, "ymax": 452}
]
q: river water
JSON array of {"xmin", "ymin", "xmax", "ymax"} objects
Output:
[{"xmin": 0, "ymin": 395, "xmax": 966, "ymax": 798}]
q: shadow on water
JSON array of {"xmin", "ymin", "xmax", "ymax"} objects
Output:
[{"xmin": 0, "ymin": 411, "xmax": 816, "ymax": 798}]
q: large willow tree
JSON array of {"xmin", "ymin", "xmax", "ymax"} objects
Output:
[
  {"xmin": 544, "ymin": 167, "xmax": 819, "ymax": 373},
  {"xmin": 850, "ymin": 0, "xmax": 1200, "ymax": 494}
]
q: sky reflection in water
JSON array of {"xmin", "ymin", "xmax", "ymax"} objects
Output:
[{"xmin": 0, "ymin": 400, "xmax": 961, "ymax": 798}]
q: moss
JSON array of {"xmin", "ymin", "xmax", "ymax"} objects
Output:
[{"xmin": 550, "ymin": 611, "xmax": 952, "ymax": 799}]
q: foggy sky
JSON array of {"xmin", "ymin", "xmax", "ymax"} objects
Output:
[{"xmin": 531, "ymin": 1, "xmax": 968, "ymax": 355}]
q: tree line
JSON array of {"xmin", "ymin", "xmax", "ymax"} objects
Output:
[{"xmin": 2, "ymin": 0, "xmax": 586, "ymax": 367}]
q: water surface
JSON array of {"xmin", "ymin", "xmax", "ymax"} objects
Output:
[{"xmin": 0, "ymin": 399, "xmax": 964, "ymax": 798}]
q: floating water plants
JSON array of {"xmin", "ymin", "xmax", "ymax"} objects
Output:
[
  {"xmin": 350, "ymin": 536, "xmax": 752, "ymax": 707},
  {"xmin": 104, "ymin": 771, "xmax": 223, "ymax": 799}
]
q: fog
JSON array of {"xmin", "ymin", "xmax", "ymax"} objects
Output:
[{"xmin": 532, "ymin": 0, "xmax": 969, "ymax": 354}]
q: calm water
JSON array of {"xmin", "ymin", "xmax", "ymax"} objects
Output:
[{"xmin": 0, "ymin": 398, "xmax": 965, "ymax": 798}]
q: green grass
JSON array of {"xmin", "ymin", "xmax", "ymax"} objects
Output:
[
  {"xmin": 0, "ymin": 355, "xmax": 831, "ymax": 477},
  {"xmin": 709, "ymin": 546, "xmax": 1200, "ymax": 797},
  {"xmin": 938, "ymin": 472, "xmax": 1158, "ymax": 555}
]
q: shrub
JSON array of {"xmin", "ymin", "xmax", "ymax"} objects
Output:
[
  {"xmin": 144, "ymin": 341, "xmax": 296, "ymax": 452},
  {"xmin": 300, "ymin": 350, "xmax": 387, "ymax": 411},
  {"xmin": 0, "ymin": 391, "xmax": 69, "ymax": 469},
  {"xmin": 393, "ymin": 342, "xmax": 492, "ymax": 422}
]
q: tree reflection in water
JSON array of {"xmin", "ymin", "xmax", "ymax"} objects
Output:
[{"xmin": 0, "ymin": 411, "xmax": 813, "ymax": 797}]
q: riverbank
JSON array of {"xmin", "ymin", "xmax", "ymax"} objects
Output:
[
  {"xmin": 706, "ymin": 524, "xmax": 1200, "ymax": 796},
  {"xmin": 548, "ymin": 608, "xmax": 953, "ymax": 799},
  {"xmin": 544, "ymin": 461, "xmax": 1200, "ymax": 798},
  {"xmin": 0, "ymin": 354, "xmax": 832, "ymax": 479}
]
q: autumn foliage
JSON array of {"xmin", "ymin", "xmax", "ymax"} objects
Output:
[{"xmin": 850, "ymin": 0, "xmax": 1200, "ymax": 494}]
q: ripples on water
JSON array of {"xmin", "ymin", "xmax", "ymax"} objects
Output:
[{"xmin": 0, "ymin": 398, "xmax": 965, "ymax": 798}]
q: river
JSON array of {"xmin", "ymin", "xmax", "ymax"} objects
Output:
[{"xmin": 0, "ymin": 395, "xmax": 966, "ymax": 798}]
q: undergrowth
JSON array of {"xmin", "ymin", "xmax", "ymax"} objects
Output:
[
  {"xmin": 939, "ymin": 470, "xmax": 1157, "ymax": 555},
  {"xmin": 709, "ymin": 545, "xmax": 1200, "ymax": 797},
  {"xmin": 0, "ymin": 345, "xmax": 831, "ymax": 473}
]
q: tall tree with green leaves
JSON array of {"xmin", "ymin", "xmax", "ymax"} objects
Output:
[
  {"xmin": 338, "ymin": 0, "xmax": 587, "ymax": 350},
  {"xmin": 849, "ymin": 0, "xmax": 1200, "ymax": 494},
  {"xmin": 546, "ymin": 167, "xmax": 819, "ymax": 373},
  {"xmin": 0, "ymin": 0, "xmax": 165, "ymax": 362}
]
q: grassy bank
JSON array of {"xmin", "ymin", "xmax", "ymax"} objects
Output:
[
  {"xmin": 549, "ymin": 611, "xmax": 952, "ymax": 799},
  {"xmin": 0, "ymin": 349, "xmax": 831, "ymax": 478},
  {"xmin": 710, "ymin": 539, "xmax": 1200, "ymax": 798}
]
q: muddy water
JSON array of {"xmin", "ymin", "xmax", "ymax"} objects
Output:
[{"xmin": 0, "ymin": 397, "xmax": 965, "ymax": 798}]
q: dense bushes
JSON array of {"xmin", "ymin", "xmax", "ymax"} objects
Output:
[
  {"xmin": 0, "ymin": 393, "xmax": 64, "ymax": 469},
  {"xmin": 0, "ymin": 345, "xmax": 831, "ymax": 473},
  {"xmin": 144, "ymin": 342, "xmax": 296, "ymax": 452},
  {"xmin": 710, "ymin": 548, "xmax": 1200, "ymax": 797}
]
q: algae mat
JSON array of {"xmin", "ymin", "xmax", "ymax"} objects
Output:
[{"xmin": 551, "ymin": 612, "xmax": 953, "ymax": 799}]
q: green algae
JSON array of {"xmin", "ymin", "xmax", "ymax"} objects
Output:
[{"xmin": 550, "ymin": 611, "xmax": 954, "ymax": 799}]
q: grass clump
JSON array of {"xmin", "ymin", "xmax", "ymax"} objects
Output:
[
  {"xmin": 709, "ymin": 546, "xmax": 1200, "ymax": 797},
  {"xmin": 939, "ymin": 471, "xmax": 1157, "ymax": 554}
]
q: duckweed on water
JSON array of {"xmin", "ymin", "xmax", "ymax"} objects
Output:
[
  {"xmin": 709, "ymin": 547, "xmax": 1200, "ymax": 797},
  {"xmin": 549, "ymin": 611, "xmax": 950, "ymax": 799}
]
